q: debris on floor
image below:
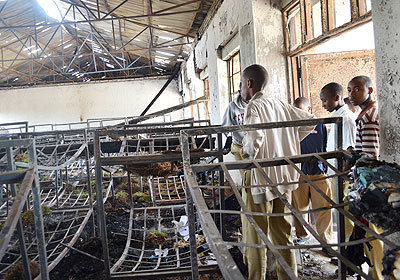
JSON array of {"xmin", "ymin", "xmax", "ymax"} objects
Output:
[
  {"xmin": 125, "ymin": 161, "xmax": 178, "ymax": 178},
  {"xmin": 4, "ymin": 261, "xmax": 40, "ymax": 280},
  {"xmin": 347, "ymin": 158, "xmax": 400, "ymax": 232},
  {"xmin": 382, "ymin": 247, "xmax": 400, "ymax": 280}
]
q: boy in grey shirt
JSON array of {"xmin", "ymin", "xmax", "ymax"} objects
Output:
[{"xmin": 221, "ymin": 93, "xmax": 248, "ymax": 160}]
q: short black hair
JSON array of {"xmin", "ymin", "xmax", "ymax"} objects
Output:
[
  {"xmin": 321, "ymin": 82, "xmax": 344, "ymax": 98},
  {"xmin": 242, "ymin": 64, "xmax": 269, "ymax": 89},
  {"xmin": 293, "ymin": 97, "xmax": 310, "ymax": 107},
  {"xmin": 351, "ymin": 75, "xmax": 373, "ymax": 88}
]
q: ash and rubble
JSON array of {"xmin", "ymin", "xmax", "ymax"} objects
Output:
[{"xmin": 347, "ymin": 158, "xmax": 400, "ymax": 232}]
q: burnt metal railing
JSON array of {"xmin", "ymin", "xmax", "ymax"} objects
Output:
[
  {"xmin": 93, "ymin": 125, "xmax": 220, "ymax": 279},
  {"xmin": 180, "ymin": 117, "xmax": 398, "ymax": 280},
  {"xmin": 0, "ymin": 138, "xmax": 49, "ymax": 279}
]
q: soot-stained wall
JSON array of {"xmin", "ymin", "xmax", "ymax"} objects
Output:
[{"xmin": 372, "ymin": 0, "xmax": 400, "ymax": 163}]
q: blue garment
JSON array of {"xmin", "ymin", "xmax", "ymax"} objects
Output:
[{"xmin": 300, "ymin": 124, "xmax": 327, "ymax": 175}]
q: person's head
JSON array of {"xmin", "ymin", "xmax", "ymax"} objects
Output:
[
  {"xmin": 344, "ymin": 97, "xmax": 357, "ymax": 113},
  {"xmin": 293, "ymin": 97, "xmax": 311, "ymax": 112},
  {"xmin": 240, "ymin": 64, "xmax": 269, "ymax": 102},
  {"xmin": 347, "ymin": 75, "xmax": 374, "ymax": 106},
  {"xmin": 319, "ymin": 82, "xmax": 344, "ymax": 112}
]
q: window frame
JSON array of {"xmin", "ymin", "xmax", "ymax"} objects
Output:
[
  {"xmin": 283, "ymin": 0, "xmax": 372, "ymax": 56},
  {"xmin": 227, "ymin": 51, "xmax": 241, "ymax": 101}
]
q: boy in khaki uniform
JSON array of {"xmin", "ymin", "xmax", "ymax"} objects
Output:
[{"xmin": 240, "ymin": 64, "xmax": 314, "ymax": 280}]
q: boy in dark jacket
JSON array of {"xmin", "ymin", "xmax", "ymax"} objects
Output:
[{"xmin": 292, "ymin": 97, "xmax": 333, "ymax": 247}]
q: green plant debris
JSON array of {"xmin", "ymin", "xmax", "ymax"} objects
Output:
[
  {"xmin": 22, "ymin": 205, "xmax": 52, "ymax": 225},
  {"xmin": 40, "ymin": 174, "xmax": 50, "ymax": 182},
  {"xmin": 146, "ymin": 231, "xmax": 168, "ymax": 246},
  {"xmin": 132, "ymin": 192, "xmax": 150, "ymax": 202},
  {"xmin": 15, "ymin": 153, "xmax": 28, "ymax": 163},
  {"xmin": 115, "ymin": 191, "xmax": 129, "ymax": 202},
  {"xmin": 80, "ymin": 191, "xmax": 89, "ymax": 198},
  {"xmin": 42, "ymin": 205, "xmax": 51, "ymax": 215}
]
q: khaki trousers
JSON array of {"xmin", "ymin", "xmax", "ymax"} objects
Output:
[
  {"xmin": 231, "ymin": 142, "xmax": 244, "ymax": 161},
  {"xmin": 241, "ymin": 189, "xmax": 297, "ymax": 280},
  {"xmin": 292, "ymin": 174, "xmax": 333, "ymax": 243},
  {"xmin": 234, "ymin": 142, "xmax": 296, "ymax": 279}
]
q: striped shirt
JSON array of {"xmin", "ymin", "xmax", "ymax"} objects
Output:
[{"xmin": 355, "ymin": 101, "xmax": 379, "ymax": 158}]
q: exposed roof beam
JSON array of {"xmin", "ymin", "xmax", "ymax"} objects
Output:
[
  {"xmin": 101, "ymin": 0, "xmax": 128, "ymax": 19},
  {"xmin": 147, "ymin": 0, "xmax": 154, "ymax": 71},
  {"xmin": 0, "ymin": 10, "xmax": 200, "ymax": 30},
  {"xmin": 2, "ymin": 45, "xmax": 75, "ymax": 83}
]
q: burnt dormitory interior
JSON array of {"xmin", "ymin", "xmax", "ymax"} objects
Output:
[{"xmin": 0, "ymin": 0, "xmax": 400, "ymax": 279}]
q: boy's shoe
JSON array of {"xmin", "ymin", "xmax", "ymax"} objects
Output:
[{"xmin": 294, "ymin": 236, "xmax": 310, "ymax": 245}]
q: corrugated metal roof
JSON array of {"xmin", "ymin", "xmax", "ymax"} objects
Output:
[{"xmin": 0, "ymin": 0, "xmax": 214, "ymax": 87}]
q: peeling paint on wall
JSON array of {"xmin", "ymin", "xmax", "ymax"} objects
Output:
[
  {"xmin": 181, "ymin": 0, "xmax": 288, "ymax": 124},
  {"xmin": 299, "ymin": 50, "xmax": 376, "ymax": 118}
]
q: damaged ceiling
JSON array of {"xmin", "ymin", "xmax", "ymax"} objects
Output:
[{"xmin": 0, "ymin": 0, "xmax": 215, "ymax": 87}]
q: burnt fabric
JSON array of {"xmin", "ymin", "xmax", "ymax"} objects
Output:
[{"xmin": 347, "ymin": 158, "xmax": 400, "ymax": 232}]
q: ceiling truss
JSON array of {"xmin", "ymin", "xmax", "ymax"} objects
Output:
[{"xmin": 0, "ymin": 0, "xmax": 214, "ymax": 87}]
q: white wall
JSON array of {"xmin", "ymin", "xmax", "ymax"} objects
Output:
[
  {"xmin": 185, "ymin": 0, "xmax": 256, "ymax": 125},
  {"xmin": 252, "ymin": 0, "xmax": 288, "ymax": 101},
  {"xmin": 0, "ymin": 78, "xmax": 182, "ymax": 127},
  {"xmin": 181, "ymin": 0, "xmax": 288, "ymax": 125}
]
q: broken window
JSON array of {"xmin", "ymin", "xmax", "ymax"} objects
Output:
[
  {"xmin": 283, "ymin": 0, "xmax": 371, "ymax": 53},
  {"xmin": 287, "ymin": 3, "xmax": 302, "ymax": 50},
  {"xmin": 305, "ymin": 0, "xmax": 322, "ymax": 39},
  {"xmin": 359, "ymin": 0, "xmax": 372, "ymax": 16},
  {"xmin": 227, "ymin": 51, "xmax": 241, "ymax": 101},
  {"xmin": 334, "ymin": 0, "xmax": 352, "ymax": 28},
  {"xmin": 203, "ymin": 77, "xmax": 210, "ymax": 120},
  {"xmin": 203, "ymin": 77, "xmax": 210, "ymax": 98}
]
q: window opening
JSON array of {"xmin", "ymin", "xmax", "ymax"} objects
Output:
[{"xmin": 227, "ymin": 51, "xmax": 241, "ymax": 101}]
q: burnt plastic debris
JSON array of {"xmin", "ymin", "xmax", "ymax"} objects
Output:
[{"xmin": 347, "ymin": 158, "xmax": 400, "ymax": 232}]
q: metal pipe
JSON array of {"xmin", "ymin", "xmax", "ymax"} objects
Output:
[
  {"xmin": 28, "ymin": 140, "xmax": 50, "ymax": 280},
  {"xmin": 180, "ymin": 133, "xmax": 199, "ymax": 280},
  {"xmin": 6, "ymin": 146, "xmax": 32, "ymax": 280},
  {"xmin": 94, "ymin": 131, "xmax": 111, "ymax": 278},
  {"xmin": 140, "ymin": 63, "xmax": 181, "ymax": 116},
  {"xmin": 84, "ymin": 130, "xmax": 95, "ymax": 237}
]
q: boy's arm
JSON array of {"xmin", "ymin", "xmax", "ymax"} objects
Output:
[
  {"xmin": 221, "ymin": 104, "xmax": 233, "ymax": 127},
  {"xmin": 286, "ymin": 103, "xmax": 315, "ymax": 140},
  {"xmin": 241, "ymin": 105, "xmax": 263, "ymax": 159},
  {"xmin": 343, "ymin": 117, "xmax": 357, "ymax": 150}
]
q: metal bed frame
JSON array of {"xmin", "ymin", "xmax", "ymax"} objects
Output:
[
  {"xmin": 94, "ymin": 126, "xmax": 221, "ymax": 279},
  {"xmin": 0, "ymin": 138, "xmax": 49, "ymax": 279},
  {"xmin": 180, "ymin": 117, "xmax": 398, "ymax": 280}
]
